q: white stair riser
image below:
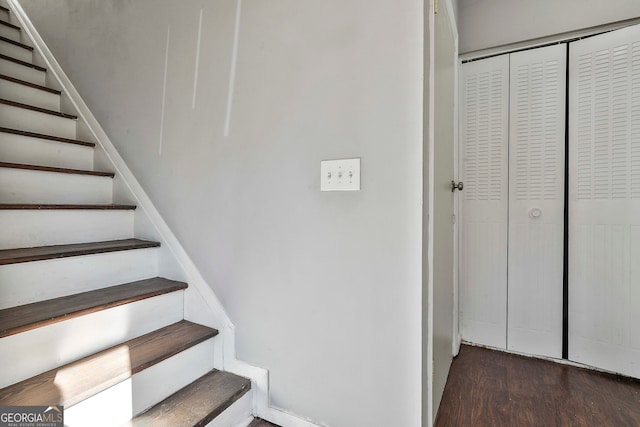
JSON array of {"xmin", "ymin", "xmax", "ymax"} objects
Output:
[
  {"xmin": 0, "ymin": 78, "xmax": 60, "ymax": 110},
  {"xmin": 64, "ymin": 339, "xmax": 216, "ymax": 427},
  {"xmin": 0, "ymin": 248, "xmax": 159, "ymax": 309},
  {"xmin": 0, "ymin": 25, "xmax": 19, "ymax": 42},
  {"xmin": 0, "ymin": 209, "xmax": 134, "ymax": 249},
  {"xmin": 0, "ymin": 291, "xmax": 184, "ymax": 387},
  {"xmin": 0, "ymin": 10, "xmax": 9, "ymax": 22},
  {"xmin": 0, "ymin": 103, "xmax": 76, "ymax": 139},
  {"xmin": 0, "ymin": 41, "xmax": 31, "ymax": 63},
  {"xmin": 0, "ymin": 134, "xmax": 93, "ymax": 170},
  {"xmin": 0, "ymin": 167, "xmax": 113, "ymax": 204},
  {"xmin": 0, "ymin": 57, "xmax": 44, "ymax": 84},
  {"xmin": 205, "ymin": 392, "xmax": 253, "ymax": 427},
  {"xmin": 132, "ymin": 339, "xmax": 217, "ymax": 415}
]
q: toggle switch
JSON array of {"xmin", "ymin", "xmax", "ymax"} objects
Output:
[{"xmin": 320, "ymin": 158, "xmax": 361, "ymax": 191}]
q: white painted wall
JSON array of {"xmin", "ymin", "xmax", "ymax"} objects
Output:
[
  {"xmin": 459, "ymin": 0, "xmax": 640, "ymax": 53},
  {"xmin": 16, "ymin": 1, "xmax": 425, "ymax": 426}
]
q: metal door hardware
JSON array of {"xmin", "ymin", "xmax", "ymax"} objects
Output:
[{"xmin": 451, "ymin": 180, "xmax": 464, "ymax": 192}]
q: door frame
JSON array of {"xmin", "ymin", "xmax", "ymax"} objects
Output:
[{"xmin": 451, "ymin": 17, "xmax": 461, "ymax": 359}]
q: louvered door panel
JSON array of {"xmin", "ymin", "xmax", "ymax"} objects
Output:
[
  {"xmin": 507, "ymin": 45, "xmax": 566, "ymax": 358},
  {"xmin": 569, "ymin": 24, "xmax": 640, "ymax": 378},
  {"xmin": 459, "ymin": 55, "xmax": 509, "ymax": 349}
]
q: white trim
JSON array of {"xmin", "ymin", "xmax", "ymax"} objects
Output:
[
  {"xmin": 460, "ymin": 17, "xmax": 640, "ymax": 62},
  {"xmin": 443, "ymin": 0, "xmax": 462, "ymax": 358},
  {"xmin": 426, "ymin": 0, "xmax": 435, "ymax": 425},
  {"xmin": 7, "ymin": 3, "xmax": 323, "ymax": 426}
]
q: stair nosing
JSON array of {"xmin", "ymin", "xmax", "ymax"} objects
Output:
[
  {"xmin": 0, "ymin": 278, "xmax": 188, "ymax": 338},
  {"xmin": 0, "ymin": 53, "xmax": 45, "ymax": 72},
  {"xmin": 0, "ymin": 203, "xmax": 136, "ymax": 210},
  {"xmin": 0, "ymin": 20, "xmax": 20, "ymax": 31},
  {"xmin": 0, "ymin": 320, "xmax": 219, "ymax": 408},
  {"xmin": 0, "ymin": 74, "xmax": 60, "ymax": 94},
  {"xmin": 0, "ymin": 98, "xmax": 76, "ymax": 119},
  {"xmin": 0, "ymin": 34, "xmax": 32, "ymax": 51},
  {"xmin": 0, "ymin": 127, "xmax": 95, "ymax": 147},
  {"xmin": 0, "ymin": 238, "xmax": 161, "ymax": 265},
  {"xmin": 0, "ymin": 161, "xmax": 114, "ymax": 177}
]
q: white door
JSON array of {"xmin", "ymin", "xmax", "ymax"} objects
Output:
[
  {"xmin": 459, "ymin": 55, "xmax": 510, "ymax": 349},
  {"xmin": 507, "ymin": 45, "xmax": 566, "ymax": 358},
  {"xmin": 569, "ymin": 24, "xmax": 640, "ymax": 378},
  {"xmin": 433, "ymin": 1, "xmax": 456, "ymax": 416}
]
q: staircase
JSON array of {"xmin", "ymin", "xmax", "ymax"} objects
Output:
[{"xmin": 0, "ymin": 3, "xmax": 254, "ymax": 426}]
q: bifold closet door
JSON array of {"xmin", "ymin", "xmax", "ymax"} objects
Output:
[
  {"xmin": 569, "ymin": 25, "xmax": 640, "ymax": 378},
  {"xmin": 459, "ymin": 55, "xmax": 509, "ymax": 349},
  {"xmin": 507, "ymin": 45, "xmax": 566, "ymax": 358}
]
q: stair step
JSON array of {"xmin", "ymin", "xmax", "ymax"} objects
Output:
[
  {"xmin": 0, "ymin": 98, "xmax": 74, "ymax": 118},
  {"xmin": 0, "ymin": 74, "xmax": 60, "ymax": 110},
  {"xmin": 0, "ymin": 20, "xmax": 19, "ymax": 43},
  {"xmin": 0, "ymin": 74, "xmax": 60, "ymax": 94},
  {"xmin": 0, "ymin": 19, "xmax": 19, "ymax": 31},
  {"xmin": 0, "ymin": 53, "xmax": 44, "ymax": 85},
  {"xmin": 129, "ymin": 370, "xmax": 251, "ymax": 427},
  {"xmin": 0, "ymin": 35, "xmax": 32, "ymax": 51},
  {"xmin": 0, "ymin": 161, "xmax": 112, "ymax": 177},
  {"xmin": 0, "ymin": 52, "xmax": 42, "ymax": 71},
  {"xmin": 0, "ymin": 6, "xmax": 8, "ymax": 14},
  {"xmin": 0, "ymin": 238, "xmax": 160, "ymax": 265},
  {"xmin": 0, "ymin": 162, "xmax": 113, "ymax": 204},
  {"xmin": 0, "ymin": 320, "xmax": 218, "ymax": 407},
  {"xmin": 0, "ymin": 203, "xmax": 135, "ymax": 210},
  {"xmin": 0, "ymin": 277, "xmax": 187, "ymax": 338},
  {"xmin": 0, "ymin": 126, "xmax": 94, "ymax": 147},
  {"xmin": 0, "ymin": 205, "xmax": 135, "ymax": 249},
  {"xmin": 0, "ymin": 98, "xmax": 76, "ymax": 138},
  {"xmin": 0, "ymin": 35, "xmax": 32, "ymax": 63},
  {"xmin": 0, "ymin": 249, "xmax": 159, "ymax": 310}
]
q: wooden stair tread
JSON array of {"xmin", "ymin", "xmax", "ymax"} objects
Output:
[
  {"xmin": 0, "ymin": 53, "xmax": 44, "ymax": 71},
  {"xmin": 0, "ymin": 127, "xmax": 95, "ymax": 147},
  {"xmin": 0, "ymin": 320, "xmax": 219, "ymax": 407},
  {"xmin": 0, "ymin": 98, "xmax": 76, "ymax": 118},
  {"xmin": 0, "ymin": 161, "xmax": 114, "ymax": 177},
  {"xmin": 128, "ymin": 370, "xmax": 251, "ymax": 427},
  {"xmin": 0, "ymin": 20, "xmax": 19, "ymax": 31},
  {"xmin": 0, "ymin": 74, "xmax": 60, "ymax": 94},
  {"xmin": 0, "ymin": 277, "xmax": 187, "ymax": 337},
  {"xmin": 0, "ymin": 34, "xmax": 32, "ymax": 51},
  {"xmin": 0, "ymin": 238, "xmax": 160, "ymax": 265},
  {"xmin": 0, "ymin": 203, "xmax": 136, "ymax": 210}
]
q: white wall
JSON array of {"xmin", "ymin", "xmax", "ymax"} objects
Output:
[
  {"xmin": 16, "ymin": 1, "xmax": 425, "ymax": 426},
  {"xmin": 459, "ymin": 0, "xmax": 640, "ymax": 53}
]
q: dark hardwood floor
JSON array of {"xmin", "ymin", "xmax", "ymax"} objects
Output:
[
  {"xmin": 435, "ymin": 344, "xmax": 640, "ymax": 426},
  {"xmin": 248, "ymin": 418, "xmax": 279, "ymax": 427}
]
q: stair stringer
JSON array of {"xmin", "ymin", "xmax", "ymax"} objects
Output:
[{"xmin": 7, "ymin": 1, "xmax": 323, "ymax": 426}]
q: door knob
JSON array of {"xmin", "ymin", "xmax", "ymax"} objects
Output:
[{"xmin": 451, "ymin": 180, "xmax": 464, "ymax": 192}]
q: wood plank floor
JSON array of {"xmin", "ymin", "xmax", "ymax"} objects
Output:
[
  {"xmin": 248, "ymin": 418, "xmax": 279, "ymax": 427},
  {"xmin": 435, "ymin": 344, "xmax": 640, "ymax": 427}
]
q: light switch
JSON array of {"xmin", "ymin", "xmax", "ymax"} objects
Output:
[{"xmin": 321, "ymin": 158, "xmax": 361, "ymax": 191}]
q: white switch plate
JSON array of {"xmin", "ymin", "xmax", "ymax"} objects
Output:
[{"xmin": 320, "ymin": 158, "xmax": 361, "ymax": 191}]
